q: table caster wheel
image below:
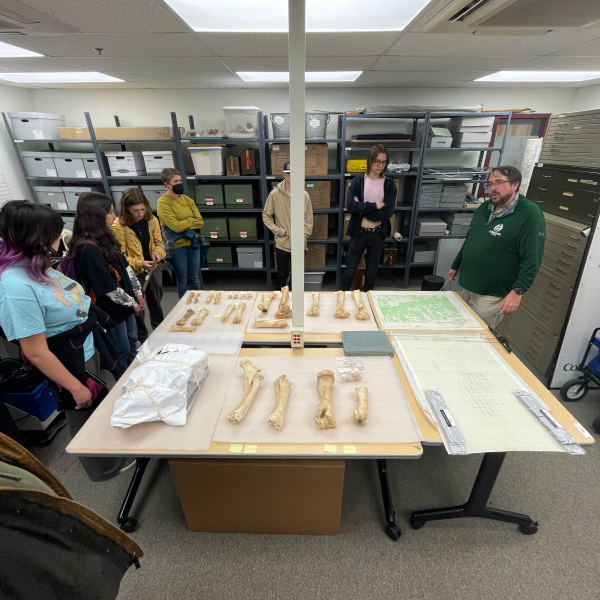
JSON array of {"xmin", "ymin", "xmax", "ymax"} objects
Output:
[
  {"xmin": 518, "ymin": 523, "xmax": 538, "ymax": 535},
  {"xmin": 593, "ymin": 416, "xmax": 600, "ymax": 434},
  {"xmin": 409, "ymin": 517, "xmax": 425, "ymax": 530},
  {"xmin": 120, "ymin": 518, "xmax": 137, "ymax": 533},
  {"xmin": 385, "ymin": 523, "xmax": 401, "ymax": 541}
]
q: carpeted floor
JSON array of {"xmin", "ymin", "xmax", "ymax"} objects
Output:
[{"xmin": 29, "ymin": 274, "xmax": 600, "ymax": 600}]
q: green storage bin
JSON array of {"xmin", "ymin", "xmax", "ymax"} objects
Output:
[
  {"xmin": 207, "ymin": 245, "xmax": 233, "ymax": 267},
  {"xmin": 195, "ymin": 184, "xmax": 224, "ymax": 207},
  {"xmin": 201, "ymin": 217, "xmax": 229, "ymax": 241},
  {"xmin": 228, "ymin": 216, "xmax": 258, "ymax": 241},
  {"xmin": 224, "ymin": 184, "xmax": 254, "ymax": 208}
]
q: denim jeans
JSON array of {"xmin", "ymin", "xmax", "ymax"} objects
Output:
[
  {"xmin": 105, "ymin": 313, "xmax": 137, "ymax": 370},
  {"xmin": 341, "ymin": 228, "xmax": 386, "ymax": 293},
  {"xmin": 171, "ymin": 245, "xmax": 202, "ymax": 299}
]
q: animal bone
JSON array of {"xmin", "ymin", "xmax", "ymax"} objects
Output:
[
  {"xmin": 352, "ymin": 290, "xmax": 370, "ymax": 320},
  {"xmin": 314, "ymin": 370, "xmax": 336, "ymax": 429},
  {"xmin": 241, "ymin": 293, "xmax": 246, "ymax": 299},
  {"xmin": 279, "ymin": 286, "xmax": 289, "ymax": 308},
  {"xmin": 306, "ymin": 292, "xmax": 320, "ymax": 317},
  {"xmin": 214, "ymin": 292, "xmax": 221, "ymax": 305},
  {"xmin": 206, "ymin": 293, "xmax": 214, "ymax": 304},
  {"xmin": 334, "ymin": 291, "xmax": 350, "ymax": 319},
  {"xmin": 351, "ymin": 386, "xmax": 368, "ymax": 426},
  {"xmin": 267, "ymin": 375, "xmax": 292, "ymax": 430},
  {"xmin": 234, "ymin": 294, "xmax": 238, "ymax": 299},
  {"xmin": 247, "ymin": 293, "xmax": 252, "ymax": 299},
  {"xmin": 258, "ymin": 292, "xmax": 277, "ymax": 313},
  {"xmin": 253, "ymin": 318, "xmax": 288, "ymax": 328},
  {"xmin": 233, "ymin": 302, "xmax": 246, "ymax": 324},
  {"xmin": 170, "ymin": 325, "xmax": 196, "ymax": 333},
  {"xmin": 221, "ymin": 304, "xmax": 235, "ymax": 323},
  {"xmin": 191, "ymin": 308, "xmax": 209, "ymax": 326},
  {"xmin": 274, "ymin": 305, "xmax": 292, "ymax": 319},
  {"xmin": 193, "ymin": 296, "xmax": 198, "ymax": 304},
  {"xmin": 176, "ymin": 309, "xmax": 194, "ymax": 326},
  {"xmin": 227, "ymin": 360, "xmax": 264, "ymax": 424},
  {"xmin": 186, "ymin": 292, "xmax": 195, "ymax": 305}
]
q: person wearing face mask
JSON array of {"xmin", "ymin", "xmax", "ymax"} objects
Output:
[{"xmin": 157, "ymin": 168, "xmax": 204, "ymax": 298}]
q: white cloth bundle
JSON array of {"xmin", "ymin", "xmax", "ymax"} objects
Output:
[{"xmin": 111, "ymin": 344, "xmax": 209, "ymax": 429}]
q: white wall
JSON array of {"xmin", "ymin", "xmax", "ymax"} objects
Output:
[
  {"xmin": 572, "ymin": 84, "xmax": 600, "ymax": 113},
  {"xmin": 0, "ymin": 83, "xmax": 35, "ymax": 200}
]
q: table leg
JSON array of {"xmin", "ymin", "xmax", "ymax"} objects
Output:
[
  {"xmin": 118, "ymin": 457, "xmax": 150, "ymax": 533},
  {"xmin": 409, "ymin": 452, "xmax": 538, "ymax": 535},
  {"xmin": 376, "ymin": 459, "xmax": 401, "ymax": 541}
]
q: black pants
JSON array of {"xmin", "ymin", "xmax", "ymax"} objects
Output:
[
  {"xmin": 275, "ymin": 248, "xmax": 291, "ymax": 290},
  {"xmin": 341, "ymin": 229, "xmax": 386, "ymax": 293},
  {"xmin": 135, "ymin": 268, "xmax": 165, "ymax": 343}
]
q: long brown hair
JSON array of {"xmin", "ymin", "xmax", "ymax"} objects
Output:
[
  {"xmin": 366, "ymin": 144, "xmax": 388, "ymax": 178},
  {"xmin": 117, "ymin": 188, "xmax": 153, "ymax": 227}
]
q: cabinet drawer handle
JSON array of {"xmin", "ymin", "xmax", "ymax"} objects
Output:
[
  {"xmin": 588, "ymin": 214, "xmax": 595, "ymax": 218},
  {"xmin": 544, "ymin": 299, "xmax": 556, "ymax": 306},
  {"xmin": 549, "ymin": 282, "xmax": 561, "ymax": 289},
  {"xmin": 555, "ymin": 267, "xmax": 568, "ymax": 275},
  {"xmin": 539, "ymin": 187, "xmax": 548, "ymax": 191},
  {"xmin": 542, "ymin": 175, "xmax": 552, "ymax": 178},
  {"xmin": 558, "ymin": 259, "xmax": 571, "ymax": 266},
  {"xmin": 562, "ymin": 192, "xmax": 574, "ymax": 197},
  {"xmin": 561, "ymin": 251, "xmax": 574, "ymax": 258},
  {"xmin": 533, "ymin": 332, "xmax": 544, "ymax": 341},
  {"xmin": 547, "ymin": 291, "xmax": 558, "ymax": 298},
  {"xmin": 559, "ymin": 206, "xmax": 569, "ymax": 211},
  {"xmin": 565, "ymin": 243, "xmax": 577, "ymax": 249}
]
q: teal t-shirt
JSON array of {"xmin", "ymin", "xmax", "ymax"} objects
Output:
[{"xmin": 0, "ymin": 265, "xmax": 94, "ymax": 361}]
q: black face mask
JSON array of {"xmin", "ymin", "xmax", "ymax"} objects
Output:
[{"xmin": 171, "ymin": 183, "xmax": 185, "ymax": 195}]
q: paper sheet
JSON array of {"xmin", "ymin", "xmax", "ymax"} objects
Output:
[
  {"xmin": 370, "ymin": 291, "xmax": 483, "ymax": 330},
  {"xmin": 144, "ymin": 291, "xmax": 255, "ymax": 355},
  {"xmin": 392, "ymin": 332, "xmax": 563, "ymax": 454},
  {"xmin": 246, "ymin": 292, "xmax": 378, "ymax": 335},
  {"xmin": 212, "ymin": 355, "xmax": 422, "ymax": 444}
]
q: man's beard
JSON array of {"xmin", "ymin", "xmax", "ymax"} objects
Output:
[{"xmin": 490, "ymin": 190, "xmax": 514, "ymax": 207}]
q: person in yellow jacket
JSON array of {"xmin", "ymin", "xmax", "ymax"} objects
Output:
[
  {"xmin": 113, "ymin": 188, "xmax": 166, "ymax": 342},
  {"xmin": 157, "ymin": 168, "xmax": 204, "ymax": 298}
]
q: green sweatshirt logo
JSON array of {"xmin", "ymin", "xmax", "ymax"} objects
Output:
[{"xmin": 490, "ymin": 223, "xmax": 504, "ymax": 236}]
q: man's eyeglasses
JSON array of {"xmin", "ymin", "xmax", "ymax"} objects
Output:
[
  {"xmin": 373, "ymin": 160, "xmax": 387, "ymax": 166},
  {"xmin": 483, "ymin": 180, "xmax": 510, "ymax": 190}
]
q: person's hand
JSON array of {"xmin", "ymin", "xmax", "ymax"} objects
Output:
[
  {"xmin": 500, "ymin": 290, "xmax": 522, "ymax": 315},
  {"xmin": 142, "ymin": 260, "xmax": 154, "ymax": 270},
  {"xmin": 72, "ymin": 384, "xmax": 92, "ymax": 410},
  {"xmin": 151, "ymin": 250, "xmax": 162, "ymax": 263},
  {"xmin": 354, "ymin": 196, "xmax": 360, "ymax": 202},
  {"xmin": 448, "ymin": 269, "xmax": 458, "ymax": 280},
  {"xmin": 134, "ymin": 295, "xmax": 145, "ymax": 314},
  {"xmin": 376, "ymin": 202, "xmax": 385, "ymax": 209},
  {"xmin": 284, "ymin": 230, "xmax": 288, "ymax": 236}
]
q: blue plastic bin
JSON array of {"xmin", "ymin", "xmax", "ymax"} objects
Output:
[{"xmin": 1, "ymin": 380, "xmax": 58, "ymax": 421}]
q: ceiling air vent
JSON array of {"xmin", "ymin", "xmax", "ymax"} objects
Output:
[{"xmin": 0, "ymin": 1, "xmax": 78, "ymax": 35}]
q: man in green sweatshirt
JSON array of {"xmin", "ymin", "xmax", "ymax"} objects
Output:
[{"xmin": 448, "ymin": 165, "xmax": 545, "ymax": 328}]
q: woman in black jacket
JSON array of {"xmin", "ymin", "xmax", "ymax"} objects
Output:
[{"xmin": 341, "ymin": 144, "xmax": 397, "ymax": 292}]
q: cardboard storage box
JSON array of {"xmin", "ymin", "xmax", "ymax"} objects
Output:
[
  {"xmin": 306, "ymin": 180, "xmax": 330, "ymax": 209},
  {"xmin": 58, "ymin": 126, "xmax": 181, "ymax": 140},
  {"xmin": 81, "ymin": 153, "xmax": 103, "ymax": 179},
  {"xmin": 417, "ymin": 216, "xmax": 446, "ymax": 236},
  {"xmin": 53, "ymin": 153, "xmax": 87, "ymax": 179},
  {"xmin": 237, "ymin": 245, "xmax": 263, "ymax": 268},
  {"xmin": 8, "ymin": 112, "xmax": 66, "ymax": 140},
  {"xmin": 105, "ymin": 151, "xmax": 146, "ymax": 176},
  {"xmin": 343, "ymin": 213, "xmax": 352, "ymax": 239},
  {"xmin": 305, "ymin": 244, "xmax": 326, "ymax": 268},
  {"xmin": 270, "ymin": 143, "xmax": 328, "ymax": 176},
  {"xmin": 309, "ymin": 213, "xmax": 329, "ymax": 240},
  {"xmin": 63, "ymin": 186, "xmax": 103, "ymax": 211},
  {"xmin": 201, "ymin": 217, "xmax": 229, "ymax": 241},
  {"xmin": 241, "ymin": 149, "xmax": 259, "ymax": 175},
  {"xmin": 195, "ymin": 184, "xmax": 224, "ymax": 207},
  {"xmin": 412, "ymin": 241, "xmax": 438, "ymax": 263},
  {"xmin": 170, "ymin": 458, "xmax": 344, "ymax": 534},
  {"xmin": 140, "ymin": 185, "xmax": 164, "ymax": 211},
  {"xmin": 34, "ymin": 187, "xmax": 67, "ymax": 211},
  {"xmin": 428, "ymin": 127, "xmax": 453, "ymax": 148},
  {"xmin": 226, "ymin": 156, "xmax": 241, "ymax": 176},
  {"xmin": 142, "ymin": 151, "xmax": 175, "ymax": 173},
  {"xmin": 224, "ymin": 184, "xmax": 254, "ymax": 208},
  {"xmin": 21, "ymin": 152, "xmax": 57, "ymax": 178},
  {"xmin": 228, "ymin": 216, "xmax": 258, "ymax": 241},
  {"xmin": 207, "ymin": 246, "xmax": 233, "ymax": 267}
]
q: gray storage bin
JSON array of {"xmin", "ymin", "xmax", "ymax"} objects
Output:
[
  {"xmin": 236, "ymin": 245, "xmax": 263, "ymax": 269},
  {"xmin": 21, "ymin": 151, "xmax": 57, "ymax": 178},
  {"xmin": 417, "ymin": 216, "xmax": 446, "ymax": 236},
  {"xmin": 8, "ymin": 112, "xmax": 66, "ymax": 140},
  {"xmin": 304, "ymin": 272, "xmax": 325, "ymax": 291},
  {"xmin": 141, "ymin": 185, "xmax": 164, "ymax": 211},
  {"xmin": 412, "ymin": 241, "xmax": 438, "ymax": 263},
  {"xmin": 106, "ymin": 151, "xmax": 146, "ymax": 176},
  {"xmin": 110, "ymin": 185, "xmax": 139, "ymax": 207},
  {"xmin": 63, "ymin": 186, "xmax": 103, "ymax": 211},
  {"xmin": 34, "ymin": 186, "xmax": 68, "ymax": 211},
  {"xmin": 53, "ymin": 153, "xmax": 86, "ymax": 179},
  {"xmin": 142, "ymin": 151, "xmax": 175, "ymax": 173},
  {"xmin": 81, "ymin": 153, "xmax": 103, "ymax": 179}
]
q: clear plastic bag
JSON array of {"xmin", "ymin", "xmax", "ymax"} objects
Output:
[{"xmin": 336, "ymin": 357, "xmax": 368, "ymax": 382}]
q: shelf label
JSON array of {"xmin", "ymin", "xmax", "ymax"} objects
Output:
[
  {"xmin": 306, "ymin": 182, "xmax": 314, "ymax": 187},
  {"xmin": 229, "ymin": 444, "xmax": 243, "ymax": 453},
  {"xmin": 538, "ymin": 163, "xmax": 544, "ymax": 167},
  {"xmin": 57, "ymin": 202, "xmax": 68, "ymax": 211},
  {"xmin": 343, "ymin": 445, "xmax": 357, "ymax": 454},
  {"xmin": 272, "ymin": 145, "xmax": 280, "ymax": 151},
  {"xmin": 76, "ymin": 170, "xmax": 86, "ymax": 178},
  {"xmin": 46, "ymin": 168, "xmax": 57, "ymax": 177},
  {"xmin": 254, "ymin": 261, "xmax": 262, "ymax": 268},
  {"xmin": 273, "ymin": 116, "xmax": 285, "ymax": 124},
  {"xmin": 236, "ymin": 197, "xmax": 244, "ymax": 202},
  {"xmin": 309, "ymin": 119, "xmax": 320, "ymax": 127},
  {"xmin": 154, "ymin": 160, "xmax": 163, "ymax": 167},
  {"xmin": 324, "ymin": 445, "xmax": 337, "ymax": 453},
  {"xmin": 574, "ymin": 422, "xmax": 593, "ymax": 438},
  {"xmin": 210, "ymin": 231, "xmax": 218, "ymax": 238},
  {"xmin": 244, "ymin": 445, "xmax": 257, "ymax": 453},
  {"xmin": 216, "ymin": 257, "xmax": 223, "ymax": 262},
  {"xmin": 33, "ymin": 130, "xmax": 44, "ymax": 139},
  {"xmin": 91, "ymin": 170, "xmax": 101, "ymax": 178},
  {"xmin": 206, "ymin": 198, "xmax": 214, "ymax": 205},
  {"xmin": 240, "ymin": 231, "xmax": 248, "ymax": 238}
]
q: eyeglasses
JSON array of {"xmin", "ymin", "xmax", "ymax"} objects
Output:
[
  {"xmin": 483, "ymin": 180, "xmax": 511, "ymax": 190},
  {"xmin": 373, "ymin": 160, "xmax": 387, "ymax": 166}
]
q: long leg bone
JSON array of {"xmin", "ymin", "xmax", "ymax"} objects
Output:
[
  {"xmin": 253, "ymin": 318, "xmax": 288, "ymax": 328},
  {"xmin": 351, "ymin": 289, "xmax": 370, "ymax": 320},
  {"xmin": 233, "ymin": 302, "xmax": 246, "ymax": 323},
  {"xmin": 221, "ymin": 304, "xmax": 235, "ymax": 323},
  {"xmin": 227, "ymin": 360, "xmax": 264, "ymax": 423},
  {"xmin": 351, "ymin": 386, "xmax": 368, "ymax": 426},
  {"xmin": 170, "ymin": 325, "xmax": 196, "ymax": 332},
  {"xmin": 314, "ymin": 370, "xmax": 336, "ymax": 429},
  {"xmin": 279, "ymin": 286, "xmax": 289, "ymax": 309},
  {"xmin": 176, "ymin": 309, "xmax": 195, "ymax": 326},
  {"xmin": 268, "ymin": 375, "xmax": 292, "ymax": 430},
  {"xmin": 306, "ymin": 292, "xmax": 320, "ymax": 317},
  {"xmin": 191, "ymin": 308, "xmax": 209, "ymax": 326},
  {"xmin": 258, "ymin": 292, "xmax": 277, "ymax": 313},
  {"xmin": 206, "ymin": 293, "xmax": 214, "ymax": 304},
  {"xmin": 334, "ymin": 291, "xmax": 350, "ymax": 319},
  {"xmin": 186, "ymin": 291, "xmax": 195, "ymax": 305},
  {"xmin": 214, "ymin": 292, "xmax": 221, "ymax": 305}
]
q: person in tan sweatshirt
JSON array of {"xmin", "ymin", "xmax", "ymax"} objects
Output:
[{"xmin": 262, "ymin": 162, "xmax": 313, "ymax": 290}]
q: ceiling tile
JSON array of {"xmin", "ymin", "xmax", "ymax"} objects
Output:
[
  {"xmin": 374, "ymin": 55, "xmax": 539, "ymax": 71},
  {"xmin": 358, "ymin": 70, "xmax": 492, "ymax": 84},
  {"xmin": 0, "ymin": 57, "xmax": 90, "ymax": 71},
  {"xmin": 220, "ymin": 57, "xmax": 289, "ymax": 71},
  {"xmin": 58, "ymin": 57, "xmax": 229, "ymax": 73},
  {"xmin": 222, "ymin": 56, "xmax": 377, "ymax": 71},
  {"xmin": 387, "ymin": 30, "xmax": 600, "ymax": 57},
  {"xmin": 104, "ymin": 72, "xmax": 242, "ymax": 84},
  {"xmin": 0, "ymin": 33, "xmax": 213, "ymax": 58},
  {"xmin": 306, "ymin": 33, "xmax": 401, "ymax": 56},
  {"xmin": 197, "ymin": 33, "xmax": 289, "ymax": 57},
  {"xmin": 553, "ymin": 37, "xmax": 600, "ymax": 56},
  {"xmin": 128, "ymin": 80, "xmax": 248, "ymax": 89},
  {"xmin": 514, "ymin": 56, "xmax": 600, "ymax": 70}
]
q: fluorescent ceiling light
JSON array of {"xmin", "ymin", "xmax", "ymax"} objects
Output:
[
  {"xmin": 238, "ymin": 71, "xmax": 361, "ymax": 82},
  {"xmin": 476, "ymin": 71, "xmax": 600, "ymax": 82},
  {"xmin": 0, "ymin": 72, "xmax": 124, "ymax": 83},
  {"xmin": 0, "ymin": 41, "xmax": 42, "ymax": 57},
  {"xmin": 164, "ymin": 0, "xmax": 432, "ymax": 32}
]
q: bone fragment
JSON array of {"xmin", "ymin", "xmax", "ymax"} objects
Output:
[
  {"xmin": 214, "ymin": 292, "xmax": 221, "ymax": 305},
  {"xmin": 206, "ymin": 293, "xmax": 214, "ymax": 304},
  {"xmin": 258, "ymin": 292, "xmax": 277, "ymax": 313},
  {"xmin": 334, "ymin": 291, "xmax": 350, "ymax": 319},
  {"xmin": 227, "ymin": 360, "xmax": 264, "ymax": 423},
  {"xmin": 233, "ymin": 302, "xmax": 246, "ymax": 324},
  {"xmin": 352, "ymin": 289, "xmax": 370, "ymax": 320},
  {"xmin": 279, "ymin": 286, "xmax": 289, "ymax": 309},
  {"xmin": 241, "ymin": 293, "xmax": 246, "ymax": 300},
  {"xmin": 186, "ymin": 292, "xmax": 195, "ymax": 305},
  {"xmin": 268, "ymin": 375, "xmax": 292, "ymax": 430},
  {"xmin": 221, "ymin": 304, "xmax": 235, "ymax": 323},
  {"xmin": 314, "ymin": 370, "xmax": 336, "ymax": 429},
  {"xmin": 191, "ymin": 308, "xmax": 209, "ymax": 326},
  {"xmin": 170, "ymin": 325, "xmax": 196, "ymax": 333},
  {"xmin": 274, "ymin": 305, "xmax": 292, "ymax": 319},
  {"xmin": 234, "ymin": 294, "xmax": 238, "ymax": 299},
  {"xmin": 253, "ymin": 318, "xmax": 288, "ymax": 328},
  {"xmin": 176, "ymin": 309, "xmax": 194, "ymax": 326},
  {"xmin": 351, "ymin": 386, "xmax": 368, "ymax": 426},
  {"xmin": 247, "ymin": 293, "xmax": 252, "ymax": 299},
  {"xmin": 193, "ymin": 296, "xmax": 198, "ymax": 303},
  {"xmin": 306, "ymin": 292, "xmax": 320, "ymax": 317}
]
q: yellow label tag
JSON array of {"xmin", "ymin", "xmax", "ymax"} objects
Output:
[
  {"xmin": 229, "ymin": 444, "xmax": 243, "ymax": 453},
  {"xmin": 324, "ymin": 445, "xmax": 337, "ymax": 454},
  {"xmin": 214, "ymin": 314, "xmax": 222, "ymax": 318},
  {"xmin": 244, "ymin": 445, "xmax": 257, "ymax": 454},
  {"xmin": 235, "ymin": 302, "xmax": 240, "ymax": 306},
  {"xmin": 343, "ymin": 445, "xmax": 357, "ymax": 454},
  {"xmin": 568, "ymin": 179, "xmax": 578, "ymax": 183},
  {"xmin": 227, "ymin": 292, "xmax": 233, "ymax": 297},
  {"xmin": 345, "ymin": 290, "xmax": 351, "ymax": 295}
]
